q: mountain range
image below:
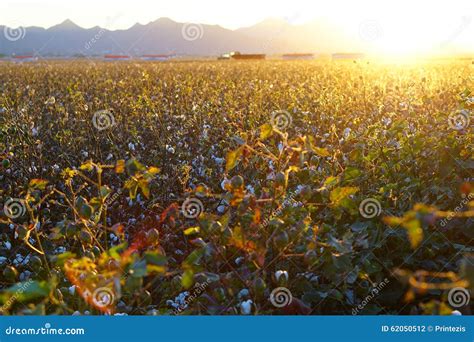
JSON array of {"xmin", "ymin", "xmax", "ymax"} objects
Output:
[{"xmin": 0, "ymin": 17, "xmax": 365, "ymax": 56}]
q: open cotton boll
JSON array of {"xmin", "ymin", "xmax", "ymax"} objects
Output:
[{"xmin": 240, "ymin": 299, "xmax": 253, "ymax": 315}]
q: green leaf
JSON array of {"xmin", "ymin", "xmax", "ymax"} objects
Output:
[
  {"xmin": 144, "ymin": 251, "xmax": 168, "ymax": 267},
  {"xmin": 130, "ymin": 258, "xmax": 148, "ymax": 278},
  {"xmin": 343, "ymin": 167, "xmax": 362, "ymax": 182},
  {"xmin": 100, "ymin": 185, "xmax": 111, "ymax": 198},
  {"xmin": 75, "ymin": 197, "xmax": 93, "ymax": 219},
  {"xmin": 0, "ymin": 280, "xmax": 51, "ymax": 304},
  {"xmin": 182, "ymin": 269, "xmax": 194, "ymax": 289},
  {"xmin": 323, "ymin": 176, "xmax": 339, "ymax": 188},
  {"xmin": 313, "ymin": 147, "xmax": 330, "ymax": 157},
  {"xmin": 125, "ymin": 158, "xmax": 145, "ymax": 176}
]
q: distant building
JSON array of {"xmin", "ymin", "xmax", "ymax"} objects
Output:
[
  {"xmin": 332, "ymin": 53, "xmax": 365, "ymax": 60},
  {"xmin": 103, "ymin": 55, "xmax": 131, "ymax": 61},
  {"xmin": 282, "ymin": 53, "xmax": 315, "ymax": 60},
  {"xmin": 11, "ymin": 55, "xmax": 38, "ymax": 62},
  {"xmin": 231, "ymin": 52, "xmax": 265, "ymax": 60},
  {"xmin": 140, "ymin": 54, "xmax": 174, "ymax": 61},
  {"xmin": 217, "ymin": 53, "xmax": 231, "ymax": 60}
]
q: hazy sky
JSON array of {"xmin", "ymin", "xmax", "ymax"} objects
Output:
[{"xmin": 1, "ymin": 0, "xmax": 473, "ymax": 54}]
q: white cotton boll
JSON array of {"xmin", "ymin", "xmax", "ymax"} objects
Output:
[
  {"xmin": 238, "ymin": 289, "xmax": 249, "ymax": 299},
  {"xmin": 217, "ymin": 204, "xmax": 226, "ymax": 214},
  {"xmin": 69, "ymin": 285, "xmax": 76, "ymax": 295},
  {"xmin": 72, "ymin": 311, "xmax": 81, "ymax": 316},
  {"xmin": 4, "ymin": 241, "xmax": 11, "ymax": 250},
  {"xmin": 451, "ymin": 310, "xmax": 462, "ymax": 316},
  {"xmin": 128, "ymin": 142, "xmax": 135, "ymax": 151},
  {"xmin": 106, "ymin": 153, "xmax": 113, "ymax": 160},
  {"xmin": 246, "ymin": 185, "xmax": 255, "ymax": 194},
  {"xmin": 240, "ymin": 300, "xmax": 253, "ymax": 315},
  {"xmin": 278, "ymin": 142, "xmax": 284, "ymax": 153},
  {"xmin": 235, "ymin": 257, "xmax": 244, "ymax": 265},
  {"xmin": 0, "ymin": 257, "xmax": 7, "ymax": 265},
  {"xmin": 343, "ymin": 127, "xmax": 351, "ymax": 138},
  {"xmin": 213, "ymin": 157, "xmax": 224, "ymax": 165},
  {"xmin": 275, "ymin": 270, "xmax": 289, "ymax": 282},
  {"xmin": 31, "ymin": 127, "xmax": 39, "ymax": 136},
  {"xmin": 221, "ymin": 178, "xmax": 230, "ymax": 190},
  {"xmin": 382, "ymin": 117, "xmax": 392, "ymax": 126},
  {"xmin": 166, "ymin": 145, "xmax": 175, "ymax": 154}
]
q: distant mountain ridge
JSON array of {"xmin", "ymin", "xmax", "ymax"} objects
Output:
[{"xmin": 0, "ymin": 17, "xmax": 362, "ymax": 56}]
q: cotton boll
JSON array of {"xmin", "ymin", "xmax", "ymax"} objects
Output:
[
  {"xmin": 275, "ymin": 270, "xmax": 289, "ymax": 283},
  {"xmin": 240, "ymin": 299, "xmax": 253, "ymax": 315}
]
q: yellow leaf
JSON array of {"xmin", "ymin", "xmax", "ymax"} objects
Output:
[
  {"xmin": 115, "ymin": 160, "xmax": 125, "ymax": 174},
  {"xmin": 259, "ymin": 123, "xmax": 273, "ymax": 140},
  {"xmin": 138, "ymin": 179, "xmax": 150, "ymax": 199},
  {"xmin": 403, "ymin": 219, "xmax": 423, "ymax": 249},
  {"xmin": 29, "ymin": 179, "xmax": 49, "ymax": 190},
  {"xmin": 226, "ymin": 147, "xmax": 243, "ymax": 172},
  {"xmin": 183, "ymin": 226, "xmax": 200, "ymax": 235},
  {"xmin": 330, "ymin": 187, "xmax": 359, "ymax": 206},
  {"xmin": 147, "ymin": 166, "xmax": 160, "ymax": 175},
  {"xmin": 79, "ymin": 161, "xmax": 94, "ymax": 171},
  {"xmin": 313, "ymin": 147, "xmax": 330, "ymax": 157}
]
